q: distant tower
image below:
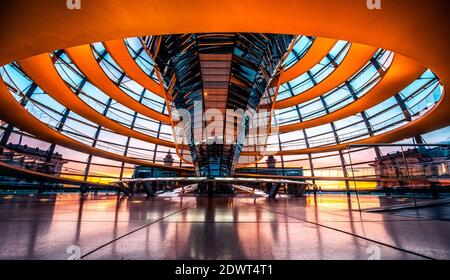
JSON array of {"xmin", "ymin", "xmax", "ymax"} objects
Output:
[
  {"xmin": 266, "ymin": 155, "xmax": 277, "ymax": 169},
  {"xmin": 164, "ymin": 150, "xmax": 174, "ymax": 167}
]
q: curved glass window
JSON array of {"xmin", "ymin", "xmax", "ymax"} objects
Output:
[
  {"xmin": 125, "ymin": 37, "xmax": 159, "ymax": 82},
  {"xmin": 276, "ymin": 40, "xmax": 350, "ymax": 101},
  {"xmin": 274, "ymin": 50, "xmax": 394, "ymax": 126},
  {"xmin": 282, "ymin": 36, "xmax": 314, "ymax": 69}
]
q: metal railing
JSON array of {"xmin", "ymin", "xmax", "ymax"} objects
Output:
[{"xmin": 348, "ymin": 143, "xmax": 450, "ymax": 211}]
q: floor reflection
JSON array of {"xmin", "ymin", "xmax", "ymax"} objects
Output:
[{"xmin": 0, "ymin": 194, "xmax": 448, "ymax": 260}]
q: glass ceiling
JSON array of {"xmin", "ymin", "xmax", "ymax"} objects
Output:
[{"xmin": 0, "ymin": 34, "xmax": 447, "ymax": 188}]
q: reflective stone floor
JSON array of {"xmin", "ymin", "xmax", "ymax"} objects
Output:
[{"xmin": 0, "ymin": 193, "xmax": 448, "ymax": 260}]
